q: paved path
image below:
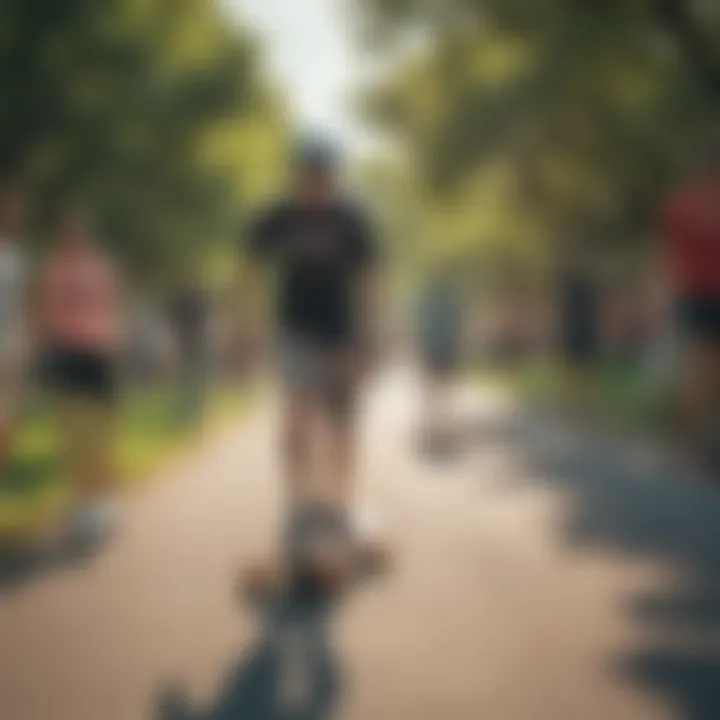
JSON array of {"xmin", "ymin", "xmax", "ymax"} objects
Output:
[{"xmin": 1, "ymin": 369, "xmax": 720, "ymax": 720}]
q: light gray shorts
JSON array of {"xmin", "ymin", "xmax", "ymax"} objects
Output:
[{"xmin": 276, "ymin": 333, "xmax": 357, "ymax": 417}]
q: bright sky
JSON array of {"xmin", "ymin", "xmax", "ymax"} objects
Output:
[{"xmin": 227, "ymin": 0, "xmax": 372, "ymax": 155}]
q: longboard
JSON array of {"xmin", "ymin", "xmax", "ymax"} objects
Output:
[{"xmin": 239, "ymin": 505, "xmax": 392, "ymax": 605}]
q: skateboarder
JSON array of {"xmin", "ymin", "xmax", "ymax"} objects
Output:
[{"xmin": 239, "ymin": 134, "xmax": 384, "ymax": 593}]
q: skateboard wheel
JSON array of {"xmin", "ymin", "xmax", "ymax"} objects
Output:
[{"xmin": 239, "ymin": 558, "xmax": 282, "ymax": 602}]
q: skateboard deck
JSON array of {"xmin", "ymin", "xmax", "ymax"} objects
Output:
[{"xmin": 239, "ymin": 505, "xmax": 391, "ymax": 605}]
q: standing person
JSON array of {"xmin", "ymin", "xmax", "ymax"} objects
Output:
[
  {"xmin": 168, "ymin": 277, "xmax": 210, "ymax": 427},
  {"xmin": 556, "ymin": 241, "xmax": 601, "ymax": 417},
  {"xmin": 416, "ymin": 262, "xmax": 464, "ymax": 454},
  {"xmin": 36, "ymin": 208, "xmax": 122, "ymax": 541},
  {"xmin": 660, "ymin": 145, "xmax": 720, "ymax": 466},
  {"xmin": 0, "ymin": 167, "xmax": 29, "ymax": 477},
  {"xmin": 241, "ymin": 134, "xmax": 382, "ymax": 571}
]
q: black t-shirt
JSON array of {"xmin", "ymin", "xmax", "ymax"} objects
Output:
[{"xmin": 243, "ymin": 198, "xmax": 379, "ymax": 345}]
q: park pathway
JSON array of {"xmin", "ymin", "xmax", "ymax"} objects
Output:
[{"xmin": 1, "ymin": 367, "xmax": 720, "ymax": 720}]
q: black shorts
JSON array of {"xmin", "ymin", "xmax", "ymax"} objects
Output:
[
  {"xmin": 678, "ymin": 296, "xmax": 720, "ymax": 343},
  {"xmin": 42, "ymin": 348, "xmax": 118, "ymax": 403}
]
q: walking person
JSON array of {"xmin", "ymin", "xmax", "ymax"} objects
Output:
[
  {"xmin": 660, "ymin": 145, "xmax": 720, "ymax": 468},
  {"xmin": 556, "ymin": 240, "xmax": 601, "ymax": 418},
  {"xmin": 416, "ymin": 262, "xmax": 464, "ymax": 455},
  {"xmin": 168, "ymin": 276, "xmax": 210, "ymax": 427},
  {"xmin": 36, "ymin": 207, "xmax": 122, "ymax": 542}
]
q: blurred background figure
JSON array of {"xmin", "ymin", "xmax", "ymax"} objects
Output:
[
  {"xmin": 0, "ymin": 163, "xmax": 28, "ymax": 479},
  {"xmin": 556, "ymin": 239, "xmax": 602, "ymax": 418},
  {"xmin": 36, "ymin": 207, "xmax": 121, "ymax": 543},
  {"xmin": 416, "ymin": 261, "xmax": 464, "ymax": 454},
  {"xmin": 127, "ymin": 297, "xmax": 175, "ymax": 386},
  {"xmin": 661, "ymin": 143, "xmax": 720, "ymax": 468},
  {"xmin": 168, "ymin": 273, "xmax": 210, "ymax": 428}
]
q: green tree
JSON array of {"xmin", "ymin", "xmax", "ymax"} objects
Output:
[
  {"xmin": 354, "ymin": 0, "xmax": 720, "ymax": 278},
  {"xmin": 0, "ymin": 0, "xmax": 287, "ymax": 284}
]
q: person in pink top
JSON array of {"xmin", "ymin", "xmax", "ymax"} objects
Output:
[{"xmin": 37, "ymin": 207, "xmax": 122, "ymax": 542}]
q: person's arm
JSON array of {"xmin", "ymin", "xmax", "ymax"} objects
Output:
[
  {"xmin": 349, "ymin": 205, "xmax": 384, "ymax": 370},
  {"xmin": 231, "ymin": 258, "xmax": 264, "ymax": 363},
  {"xmin": 232, "ymin": 203, "xmax": 282, "ymax": 366},
  {"xmin": 359, "ymin": 267, "xmax": 384, "ymax": 356}
]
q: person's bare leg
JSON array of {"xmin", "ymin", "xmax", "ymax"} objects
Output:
[
  {"xmin": 706, "ymin": 344, "xmax": 720, "ymax": 460},
  {"xmin": 283, "ymin": 393, "xmax": 316, "ymax": 507},
  {"xmin": 241, "ymin": 394, "xmax": 316, "ymax": 598},
  {"xmin": 0, "ymin": 370, "xmax": 19, "ymax": 475},
  {"xmin": 322, "ymin": 383, "xmax": 390, "ymax": 579},
  {"xmin": 325, "ymin": 412, "xmax": 355, "ymax": 508},
  {"xmin": 0, "ymin": 418, "xmax": 11, "ymax": 472},
  {"xmin": 677, "ymin": 343, "xmax": 717, "ymax": 459},
  {"xmin": 322, "ymin": 352, "xmax": 360, "ymax": 509},
  {"xmin": 61, "ymin": 398, "xmax": 95, "ymax": 502},
  {"xmin": 86, "ymin": 402, "xmax": 117, "ymax": 497}
]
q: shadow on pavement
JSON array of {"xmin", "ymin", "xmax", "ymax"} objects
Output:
[
  {"xmin": 0, "ymin": 533, "xmax": 112, "ymax": 592},
  {"xmin": 156, "ymin": 591, "xmax": 341, "ymax": 720},
  {"xmin": 0, "ymin": 545, "xmax": 52, "ymax": 589},
  {"xmin": 467, "ymin": 407, "xmax": 720, "ymax": 720}
]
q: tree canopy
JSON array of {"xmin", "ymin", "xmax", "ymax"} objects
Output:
[
  {"xmin": 354, "ymin": 0, "xmax": 720, "ymax": 279},
  {"xmin": 0, "ymin": 0, "xmax": 287, "ymax": 286}
]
